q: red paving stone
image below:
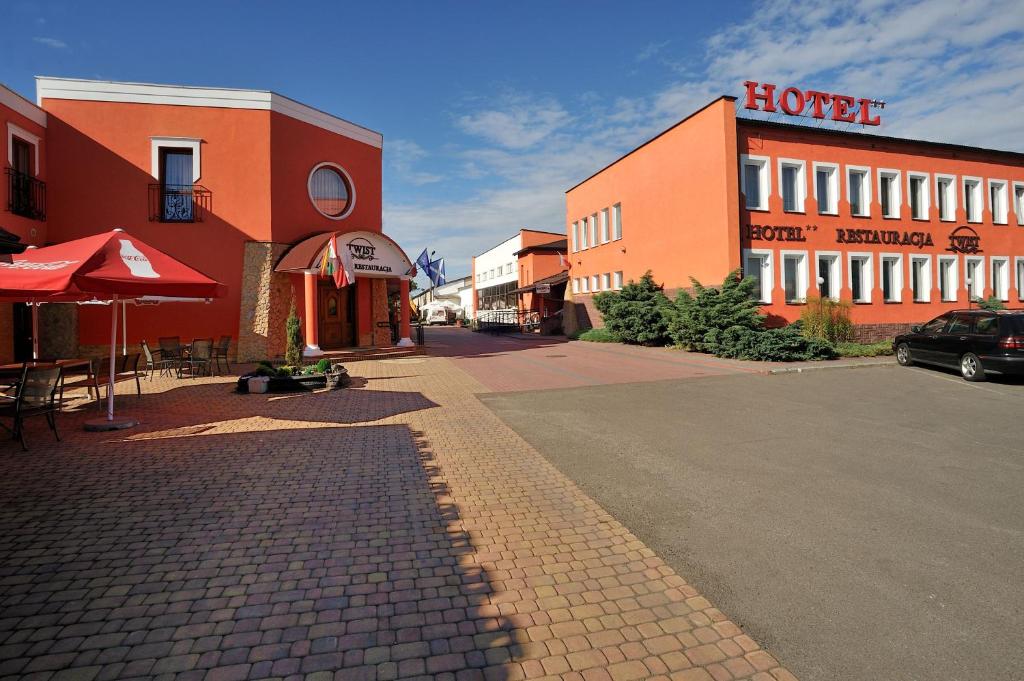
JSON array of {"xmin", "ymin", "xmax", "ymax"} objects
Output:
[{"xmin": 0, "ymin": 351, "xmax": 796, "ymax": 681}]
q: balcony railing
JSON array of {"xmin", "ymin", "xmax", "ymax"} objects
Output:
[
  {"xmin": 5, "ymin": 168, "xmax": 46, "ymax": 221},
  {"xmin": 148, "ymin": 183, "xmax": 211, "ymax": 223}
]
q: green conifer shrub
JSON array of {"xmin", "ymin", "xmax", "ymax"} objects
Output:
[{"xmin": 592, "ymin": 271, "xmax": 672, "ymax": 346}]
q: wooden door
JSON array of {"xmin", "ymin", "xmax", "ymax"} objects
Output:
[{"xmin": 318, "ymin": 284, "xmax": 353, "ymax": 348}]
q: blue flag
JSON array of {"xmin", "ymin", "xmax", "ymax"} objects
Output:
[
  {"xmin": 429, "ymin": 258, "xmax": 446, "ymax": 286},
  {"xmin": 416, "ymin": 248, "xmax": 435, "ymax": 282}
]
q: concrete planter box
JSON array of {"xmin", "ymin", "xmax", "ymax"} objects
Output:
[{"xmin": 236, "ymin": 367, "xmax": 349, "ymax": 393}]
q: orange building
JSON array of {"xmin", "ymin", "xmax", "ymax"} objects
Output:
[
  {"xmin": 1, "ymin": 77, "xmax": 414, "ymax": 364},
  {"xmin": 566, "ymin": 96, "xmax": 1024, "ymax": 339}
]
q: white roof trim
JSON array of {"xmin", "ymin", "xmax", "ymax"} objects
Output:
[
  {"xmin": 35, "ymin": 76, "xmax": 382, "ymax": 148},
  {"xmin": 0, "ymin": 84, "xmax": 47, "ymax": 127}
]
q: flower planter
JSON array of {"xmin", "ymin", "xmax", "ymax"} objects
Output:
[{"xmin": 236, "ymin": 366, "xmax": 349, "ymax": 393}]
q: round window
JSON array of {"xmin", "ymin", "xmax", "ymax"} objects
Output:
[{"xmin": 308, "ymin": 163, "xmax": 354, "ymax": 219}]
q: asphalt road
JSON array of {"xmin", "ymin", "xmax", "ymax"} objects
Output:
[{"xmin": 478, "ymin": 364, "xmax": 1024, "ymax": 681}]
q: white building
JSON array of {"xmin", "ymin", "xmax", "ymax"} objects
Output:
[
  {"xmin": 472, "ymin": 229, "xmax": 562, "ymax": 317},
  {"xmin": 411, "ymin": 275, "xmax": 473, "ymax": 320}
]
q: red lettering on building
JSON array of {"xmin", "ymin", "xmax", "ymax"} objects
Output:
[{"xmin": 743, "ymin": 81, "xmax": 882, "ymax": 126}]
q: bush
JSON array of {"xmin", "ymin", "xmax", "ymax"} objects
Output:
[
  {"xmin": 800, "ymin": 296, "xmax": 854, "ymax": 343},
  {"xmin": 276, "ymin": 365, "xmax": 297, "ymax": 377},
  {"xmin": 835, "ymin": 341, "xmax": 894, "ymax": 357},
  {"xmin": 285, "ymin": 300, "xmax": 303, "ymax": 366},
  {"xmin": 593, "ymin": 271, "xmax": 672, "ymax": 346},
  {"xmin": 977, "ymin": 296, "xmax": 1005, "ymax": 311},
  {"xmin": 670, "ymin": 270, "xmax": 764, "ymax": 353},
  {"xmin": 315, "ymin": 358, "xmax": 332, "ymax": 373},
  {"xmin": 575, "ymin": 328, "xmax": 620, "ymax": 343},
  {"xmin": 713, "ymin": 323, "xmax": 836, "ymax": 361},
  {"xmin": 250, "ymin": 364, "xmax": 276, "ymax": 377}
]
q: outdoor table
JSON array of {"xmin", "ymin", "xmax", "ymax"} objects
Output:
[{"xmin": 0, "ymin": 359, "xmax": 93, "ymax": 407}]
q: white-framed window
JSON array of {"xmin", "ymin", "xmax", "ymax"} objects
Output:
[
  {"xmin": 963, "ymin": 177, "xmax": 983, "ymax": 223},
  {"xmin": 591, "ymin": 275, "xmax": 599, "ymax": 292},
  {"xmin": 601, "ymin": 273, "xmax": 610, "ymax": 290},
  {"xmin": 590, "ymin": 213, "xmax": 598, "ymax": 247},
  {"xmin": 151, "ymin": 136, "xmax": 202, "ymax": 183},
  {"xmin": 7, "ymin": 123, "xmax": 41, "ymax": 177},
  {"xmin": 965, "ymin": 256, "xmax": 984, "ymax": 301},
  {"xmin": 600, "ymin": 208, "xmax": 609, "ymax": 243},
  {"xmin": 581, "ymin": 276, "xmax": 589, "ymax": 293},
  {"xmin": 1014, "ymin": 182, "xmax": 1024, "ymax": 225},
  {"xmin": 989, "ymin": 180, "xmax": 1008, "ymax": 225},
  {"xmin": 991, "ymin": 256, "xmax": 1010, "ymax": 301},
  {"xmin": 778, "ymin": 158, "xmax": 806, "ymax": 213},
  {"xmin": 741, "ymin": 154, "xmax": 770, "ymax": 211},
  {"xmin": 813, "ymin": 162, "xmax": 839, "ymax": 215},
  {"xmin": 935, "ymin": 174, "xmax": 956, "ymax": 222},
  {"xmin": 878, "ymin": 169, "xmax": 901, "ymax": 219},
  {"xmin": 780, "ymin": 250, "xmax": 808, "ymax": 304},
  {"xmin": 570, "ymin": 222, "xmax": 578, "ymax": 253},
  {"xmin": 910, "ymin": 254, "xmax": 932, "ymax": 302},
  {"xmin": 613, "ymin": 271, "xmax": 623, "ymax": 290},
  {"xmin": 1016, "ymin": 257, "xmax": 1024, "ymax": 302},
  {"xmin": 848, "ymin": 253, "xmax": 873, "ymax": 304},
  {"xmin": 612, "ymin": 203, "xmax": 622, "ymax": 240},
  {"xmin": 743, "ymin": 249, "xmax": 773, "ymax": 304},
  {"xmin": 572, "ymin": 278, "xmax": 579, "ymax": 294},
  {"xmin": 908, "ymin": 172, "xmax": 929, "ymax": 220},
  {"xmin": 475, "ymin": 273, "xmax": 481, "ymax": 283},
  {"xmin": 580, "ymin": 216, "xmax": 589, "ymax": 249},
  {"xmin": 846, "ymin": 166, "xmax": 870, "ymax": 217},
  {"xmin": 815, "ymin": 252, "xmax": 841, "ymax": 300},
  {"xmin": 938, "ymin": 256, "xmax": 958, "ymax": 302},
  {"xmin": 880, "ymin": 253, "xmax": 903, "ymax": 303}
]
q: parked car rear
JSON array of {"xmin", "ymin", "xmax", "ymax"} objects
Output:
[{"xmin": 893, "ymin": 310, "xmax": 1024, "ymax": 381}]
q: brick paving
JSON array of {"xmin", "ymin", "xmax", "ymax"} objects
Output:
[{"xmin": 0, "ymin": 350, "xmax": 796, "ymax": 681}]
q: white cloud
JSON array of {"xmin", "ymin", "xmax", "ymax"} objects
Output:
[
  {"xmin": 387, "ymin": 0, "xmax": 1024, "ymax": 275},
  {"xmin": 387, "ymin": 139, "xmax": 443, "ymax": 186},
  {"xmin": 32, "ymin": 36, "xmax": 67, "ymax": 49}
]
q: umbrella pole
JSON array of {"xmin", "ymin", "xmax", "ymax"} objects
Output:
[
  {"xmin": 108, "ymin": 294, "xmax": 117, "ymax": 421},
  {"xmin": 121, "ymin": 301, "xmax": 127, "ymax": 356},
  {"xmin": 31, "ymin": 301, "xmax": 39, "ymax": 361}
]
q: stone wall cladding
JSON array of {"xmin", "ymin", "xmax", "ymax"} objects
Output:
[
  {"xmin": 237, "ymin": 241, "xmax": 292, "ymax": 362},
  {"xmin": 0, "ymin": 304, "xmax": 13, "ymax": 364},
  {"xmin": 371, "ymin": 279, "xmax": 391, "ymax": 347},
  {"xmin": 39, "ymin": 304, "xmax": 78, "ymax": 359}
]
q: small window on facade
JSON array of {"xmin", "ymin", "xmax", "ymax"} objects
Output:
[
  {"xmin": 308, "ymin": 163, "xmax": 352, "ymax": 219},
  {"xmin": 964, "ymin": 179, "xmax": 982, "ymax": 223},
  {"xmin": 571, "ymin": 222, "xmax": 578, "ymax": 252},
  {"xmin": 937, "ymin": 176, "xmax": 955, "ymax": 221},
  {"xmin": 781, "ymin": 162, "xmax": 803, "ymax": 213},
  {"xmin": 590, "ymin": 214, "xmax": 598, "ymax": 246},
  {"xmin": 817, "ymin": 254, "xmax": 839, "ymax": 300},
  {"xmin": 782, "ymin": 253, "xmax": 807, "ymax": 303},
  {"xmin": 991, "ymin": 258, "xmax": 1009, "ymax": 301},
  {"xmin": 591, "ymin": 275, "xmax": 599, "ymax": 292},
  {"xmin": 881, "ymin": 255, "xmax": 902, "ymax": 302},
  {"xmin": 741, "ymin": 156, "xmax": 768, "ymax": 210},
  {"xmin": 580, "ymin": 217, "xmax": 589, "ymax": 249},
  {"xmin": 159, "ymin": 148, "xmax": 195, "ymax": 222},
  {"xmin": 601, "ymin": 273, "xmax": 610, "ymax": 290},
  {"xmin": 1017, "ymin": 259, "xmax": 1024, "ymax": 301},
  {"xmin": 612, "ymin": 203, "xmax": 622, "ymax": 240},
  {"xmin": 581, "ymin": 277, "xmax": 589, "ymax": 293},
  {"xmin": 848, "ymin": 169, "xmax": 868, "ymax": 217},
  {"xmin": 850, "ymin": 255, "xmax": 871, "ymax": 303},
  {"xmin": 939, "ymin": 257, "xmax": 957, "ymax": 302},
  {"xmin": 910, "ymin": 256, "xmax": 930, "ymax": 302},
  {"xmin": 814, "ymin": 165, "xmax": 837, "ymax": 215},
  {"xmin": 1014, "ymin": 184, "xmax": 1024, "ymax": 225},
  {"xmin": 600, "ymin": 208, "xmax": 609, "ymax": 243},
  {"xmin": 744, "ymin": 252, "xmax": 770, "ymax": 303},
  {"xmin": 613, "ymin": 271, "xmax": 623, "ymax": 289},
  {"xmin": 965, "ymin": 257, "xmax": 984, "ymax": 300},
  {"xmin": 909, "ymin": 174, "xmax": 928, "ymax": 220},
  {"xmin": 572, "ymin": 278, "xmax": 579, "ymax": 294},
  {"xmin": 990, "ymin": 181, "xmax": 1008, "ymax": 224},
  {"xmin": 880, "ymin": 171, "xmax": 900, "ymax": 218}
]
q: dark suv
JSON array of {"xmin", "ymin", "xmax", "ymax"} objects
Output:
[{"xmin": 894, "ymin": 310, "xmax": 1024, "ymax": 381}]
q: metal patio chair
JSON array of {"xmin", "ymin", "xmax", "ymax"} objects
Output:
[
  {"xmin": 0, "ymin": 363, "xmax": 63, "ymax": 451},
  {"xmin": 141, "ymin": 339, "xmax": 176, "ymax": 379},
  {"xmin": 211, "ymin": 335, "xmax": 232, "ymax": 375},
  {"xmin": 180, "ymin": 338, "xmax": 213, "ymax": 378}
]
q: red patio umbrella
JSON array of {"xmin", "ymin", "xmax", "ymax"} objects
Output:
[{"xmin": 0, "ymin": 229, "xmax": 227, "ymax": 430}]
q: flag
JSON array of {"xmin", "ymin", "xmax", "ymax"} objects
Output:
[
  {"xmin": 429, "ymin": 258, "xmax": 446, "ymax": 286},
  {"xmin": 330, "ymin": 234, "xmax": 351, "ymax": 288},
  {"xmin": 558, "ymin": 252, "xmax": 572, "ymax": 270},
  {"xmin": 416, "ymin": 248, "xmax": 435, "ymax": 283}
]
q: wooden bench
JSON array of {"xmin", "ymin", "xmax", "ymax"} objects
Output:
[{"xmin": 62, "ymin": 353, "xmax": 142, "ymax": 404}]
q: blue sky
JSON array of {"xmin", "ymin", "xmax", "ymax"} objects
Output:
[{"xmin": 3, "ymin": 0, "xmax": 1023, "ymax": 283}]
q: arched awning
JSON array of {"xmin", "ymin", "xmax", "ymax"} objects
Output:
[{"xmin": 275, "ymin": 230, "xmax": 415, "ymax": 279}]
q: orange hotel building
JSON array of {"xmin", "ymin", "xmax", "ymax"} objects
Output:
[
  {"xmin": 566, "ymin": 95, "xmax": 1024, "ymax": 339},
  {"xmin": 1, "ymin": 77, "xmax": 416, "ymax": 364}
]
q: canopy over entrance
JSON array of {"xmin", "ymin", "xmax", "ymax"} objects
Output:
[{"xmin": 275, "ymin": 230, "xmax": 414, "ymax": 280}]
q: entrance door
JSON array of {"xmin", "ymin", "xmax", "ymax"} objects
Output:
[
  {"xmin": 318, "ymin": 282, "xmax": 354, "ymax": 349},
  {"xmin": 12, "ymin": 303, "xmax": 33, "ymax": 362}
]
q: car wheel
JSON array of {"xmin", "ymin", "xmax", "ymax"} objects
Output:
[
  {"xmin": 896, "ymin": 343, "xmax": 913, "ymax": 366},
  {"xmin": 960, "ymin": 353, "xmax": 986, "ymax": 382}
]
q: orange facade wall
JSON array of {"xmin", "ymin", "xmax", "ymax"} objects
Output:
[
  {"xmin": 565, "ymin": 97, "xmax": 740, "ymax": 294},
  {"xmin": 1, "ymin": 99, "xmax": 48, "ymax": 247},
  {"xmin": 738, "ymin": 122, "xmax": 1024, "ymax": 325},
  {"xmin": 41, "ymin": 99, "xmax": 273, "ymax": 346}
]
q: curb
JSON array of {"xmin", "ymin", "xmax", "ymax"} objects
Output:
[{"xmin": 765, "ymin": 358, "xmax": 895, "ymax": 375}]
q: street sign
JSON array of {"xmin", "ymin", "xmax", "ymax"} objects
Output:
[{"xmin": 536, "ymin": 283, "xmax": 551, "ymax": 294}]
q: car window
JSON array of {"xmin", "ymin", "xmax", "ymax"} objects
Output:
[
  {"xmin": 947, "ymin": 314, "xmax": 973, "ymax": 334},
  {"xmin": 920, "ymin": 315, "xmax": 950, "ymax": 334},
  {"xmin": 975, "ymin": 315, "xmax": 998, "ymax": 335}
]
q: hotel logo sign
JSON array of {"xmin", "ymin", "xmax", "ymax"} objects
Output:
[
  {"xmin": 346, "ymin": 238, "xmax": 378, "ymax": 261},
  {"xmin": 946, "ymin": 226, "xmax": 983, "ymax": 254},
  {"xmin": 743, "ymin": 223, "xmax": 815, "ymax": 242},
  {"xmin": 743, "ymin": 81, "xmax": 883, "ymax": 126}
]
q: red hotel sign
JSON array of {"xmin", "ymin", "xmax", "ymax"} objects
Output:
[{"xmin": 743, "ymin": 81, "xmax": 881, "ymax": 126}]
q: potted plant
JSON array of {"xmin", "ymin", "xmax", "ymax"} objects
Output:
[{"xmin": 324, "ymin": 360, "xmax": 349, "ymax": 390}]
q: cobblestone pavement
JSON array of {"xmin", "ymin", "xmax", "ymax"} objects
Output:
[{"xmin": 0, "ymin": 354, "xmax": 796, "ymax": 681}]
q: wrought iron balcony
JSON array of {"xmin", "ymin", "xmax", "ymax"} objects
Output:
[
  {"xmin": 5, "ymin": 168, "xmax": 46, "ymax": 221},
  {"xmin": 148, "ymin": 183, "xmax": 211, "ymax": 223}
]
